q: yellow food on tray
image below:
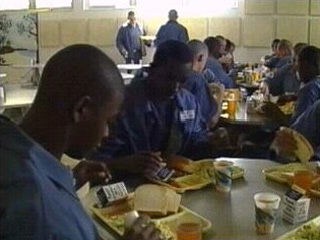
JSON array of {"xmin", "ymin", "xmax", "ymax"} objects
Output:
[
  {"xmin": 278, "ymin": 101, "xmax": 295, "ymax": 115},
  {"xmin": 277, "ymin": 216, "xmax": 320, "ymax": 240},
  {"xmin": 91, "ymin": 184, "xmax": 212, "ymax": 240},
  {"xmin": 262, "ymin": 163, "xmax": 320, "ymax": 197}
]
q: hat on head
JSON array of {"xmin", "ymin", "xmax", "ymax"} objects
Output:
[{"xmin": 153, "ymin": 40, "xmax": 193, "ymax": 67}]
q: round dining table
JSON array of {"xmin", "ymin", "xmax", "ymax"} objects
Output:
[{"xmin": 83, "ymin": 158, "xmax": 320, "ymax": 240}]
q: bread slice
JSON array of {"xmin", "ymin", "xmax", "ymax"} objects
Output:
[
  {"xmin": 133, "ymin": 184, "xmax": 169, "ymax": 216},
  {"xmin": 166, "ymin": 188, "xmax": 181, "ymax": 214},
  {"xmin": 282, "ymin": 127, "xmax": 314, "ymax": 163}
]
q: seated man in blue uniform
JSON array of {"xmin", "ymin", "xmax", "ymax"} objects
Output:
[
  {"xmin": 274, "ymin": 100, "xmax": 320, "ymax": 161},
  {"xmin": 0, "ymin": 44, "xmax": 162, "ymax": 240},
  {"xmin": 91, "ymin": 40, "xmax": 229, "ymax": 170},
  {"xmin": 263, "ymin": 43, "xmax": 308, "ymax": 96},
  {"xmin": 204, "ymin": 36, "xmax": 234, "ymax": 89},
  {"xmin": 116, "ymin": 11, "xmax": 146, "ymax": 64},
  {"xmin": 291, "ymin": 46, "xmax": 320, "ymax": 122},
  {"xmin": 154, "ymin": 9, "xmax": 189, "ymax": 47},
  {"xmin": 264, "ymin": 39, "xmax": 281, "ymax": 69},
  {"xmin": 183, "ymin": 39, "xmax": 218, "ymax": 128},
  {"xmin": 273, "ymin": 39, "xmax": 293, "ymax": 70}
]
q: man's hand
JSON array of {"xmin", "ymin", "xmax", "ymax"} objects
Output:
[
  {"xmin": 72, "ymin": 161, "xmax": 111, "ymax": 190},
  {"xmin": 109, "ymin": 152, "xmax": 164, "ymax": 174},
  {"xmin": 122, "ymin": 216, "xmax": 164, "ymax": 240},
  {"xmin": 208, "ymin": 127, "xmax": 231, "ymax": 151}
]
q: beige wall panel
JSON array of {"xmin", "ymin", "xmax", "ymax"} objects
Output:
[
  {"xmin": 179, "ymin": 18, "xmax": 208, "ymax": 41},
  {"xmin": 310, "ymin": 19, "xmax": 320, "ymax": 47},
  {"xmin": 277, "ymin": 0, "xmax": 309, "ymax": 15},
  {"xmin": 144, "ymin": 18, "xmax": 167, "ymax": 36},
  {"xmin": 276, "ymin": 18, "xmax": 308, "ymax": 43},
  {"xmin": 311, "ymin": 0, "xmax": 320, "ymax": 15},
  {"xmin": 245, "ymin": 0, "xmax": 275, "ymax": 15},
  {"xmin": 209, "ymin": 18, "xmax": 241, "ymax": 45},
  {"xmin": 88, "ymin": 19, "xmax": 117, "ymax": 46},
  {"xmin": 243, "ymin": 17, "xmax": 274, "ymax": 47},
  {"xmin": 39, "ymin": 20, "xmax": 60, "ymax": 47},
  {"xmin": 60, "ymin": 20, "xmax": 87, "ymax": 46}
]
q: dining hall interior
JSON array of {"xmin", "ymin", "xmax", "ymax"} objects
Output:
[{"xmin": 0, "ymin": 0, "xmax": 320, "ymax": 240}]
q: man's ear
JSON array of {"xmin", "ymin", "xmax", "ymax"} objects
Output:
[
  {"xmin": 198, "ymin": 54, "xmax": 203, "ymax": 62},
  {"xmin": 73, "ymin": 96, "xmax": 93, "ymax": 124}
]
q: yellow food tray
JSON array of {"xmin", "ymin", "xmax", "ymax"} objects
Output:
[
  {"xmin": 276, "ymin": 215, "xmax": 320, "ymax": 240},
  {"xmin": 262, "ymin": 163, "xmax": 320, "ymax": 198},
  {"xmin": 147, "ymin": 160, "xmax": 245, "ymax": 193},
  {"xmin": 91, "ymin": 196, "xmax": 212, "ymax": 240}
]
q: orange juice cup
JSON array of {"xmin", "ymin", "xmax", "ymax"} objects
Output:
[
  {"xmin": 176, "ymin": 216, "xmax": 202, "ymax": 240},
  {"xmin": 227, "ymin": 100, "xmax": 237, "ymax": 115},
  {"xmin": 293, "ymin": 171, "xmax": 313, "ymax": 191}
]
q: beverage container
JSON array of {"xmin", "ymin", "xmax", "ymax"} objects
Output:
[
  {"xmin": 227, "ymin": 93, "xmax": 237, "ymax": 115},
  {"xmin": 292, "ymin": 171, "xmax": 313, "ymax": 191},
  {"xmin": 176, "ymin": 215, "xmax": 202, "ymax": 240},
  {"xmin": 214, "ymin": 161, "xmax": 233, "ymax": 193},
  {"xmin": 254, "ymin": 192, "xmax": 281, "ymax": 235}
]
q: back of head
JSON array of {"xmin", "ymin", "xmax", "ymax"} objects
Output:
[
  {"xmin": 294, "ymin": 43, "xmax": 308, "ymax": 57},
  {"xmin": 152, "ymin": 40, "xmax": 192, "ymax": 67},
  {"xmin": 298, "ymin": 45, "xmax": 320, "ymax": 78},
  {"xmin": 204, "ymin": 36, "xmax": 221, "ymax": 58},
  {"xmin": 278, "ymin": 39, "xmax": 293, "ymax": 57},
  {"xmin": 226, "ymin": 39, "xmax": 235, "ymax": 53},
  {"xmin": 188, "ymin": 39, "xmax": 208, "ymax": 59},
  {"xmin": 35, "ymin": 44, "xmax": 124, "ymax": 114},
  {"xmin": 168, "ymin": 9, "xmax": 178, "ymax": 21},
  {"xmin": 272, "ymin": 38, "xmax": 281, "ymax": 49}
]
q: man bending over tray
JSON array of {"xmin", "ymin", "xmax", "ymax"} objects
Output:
[
  {"xmin": 89, "ymin": 40, "xmax": 230, "ymax": 172},
  {"xmin": 0, "ymin": 44, "xmax": 162, "ymax": 240}
]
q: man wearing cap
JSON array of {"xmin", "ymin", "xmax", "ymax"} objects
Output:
[
  {"xmin": 154, "ymin": 10, "xmax": 189, "ymax": 47},
  {"xmin": 116, "ymin": 11, "xmax": 146, "ymax": 64}
]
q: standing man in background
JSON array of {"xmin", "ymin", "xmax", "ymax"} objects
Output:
[
  {"xmin": 154, "ymin": 10, "xmax": 189, "ymax": 47},
  {"xmin": 116, "ymin": 11, "xmax": 146, "ymax": 64}
]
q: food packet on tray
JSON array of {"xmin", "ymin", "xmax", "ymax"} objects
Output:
[{"xmin": 96, "ymin": 182, "xmax": 129, "ymax": 208}]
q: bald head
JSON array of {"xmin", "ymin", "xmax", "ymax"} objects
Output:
[
  {"xmin": 188, "ymin": 40, "xmax": 208, "ymax": 73},
  {"xmin": 35, "ymin": 44, "xmax": 123, "ymax": 114},
  {"xmin": 168, "ymin": 9, "xmax": 178, "ymax": 21}
]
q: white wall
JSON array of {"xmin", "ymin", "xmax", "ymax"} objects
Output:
[{"xmin": 2, "ymin": 0, "xmax": 319, "ymax": 84}]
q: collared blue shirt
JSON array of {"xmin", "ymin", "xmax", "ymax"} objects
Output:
[
  {"xmin": 265, "ymin": 63, "xmax": 300, "ymax": 96},
  {"xmin": 275, "ymin": 56, "xmax": 292, "ymax": 69},
  {"xmin": 154, "ymin": 20, "xmax": 189, "ymax": 47},
  {"xmin": 0, "ymin": 116, "xmax": 98, "ymax": 240},
  {"xmin": 265, "ymin": 56, "xmax": 280, "ymax": 70},
  {"xmin": 291, "ymin": 100, "xmax": 320, "ymax": 159},
  {"xmin": 206, "ymin": 57, "xmax": 234, "ymax": 89},
  {"xmin": 292, "ymin": 77, "xmax": 320, "ymax": 122},
  {"xmin": 183, "ymin": 71, "xmax": 217, "ymax": 125},
  {"xmin": 116, "ymin": 22, "xmax": 144, "ymax": 58},
  {"xmin": 92, "ymin": 79, "xmax": 210, "ymax": 160}
]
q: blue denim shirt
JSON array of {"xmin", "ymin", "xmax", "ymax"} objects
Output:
[
  {"xmin": 92, "ymin": 79, "xmax": 210, "ymax": 160},
  {"xmin": 0, "ymin": 116, "xmax": 98, "ymax": 240},
  {"xmin": 265, "ymin": 63, "xmax": 300, "ymax": 96},
  {"xmin": 275, "ymin": 56, "xmax": 292, "ymax": 69},
  {"xmin": 292, "ymin": 77, "xmax": 320, "ymax": 122},
  {"xmin": 154, "ymin": 20, "xmax": 189, "ymax": 47},
  {"xmin": 183, "ymin": 71, "xmax": 217, "ymax": 125},
  {"xmin": 116, "ymin": 22, "xmax": 144, "ymax": 59},
  {"xmin": 206, "ymin": 57, "xmax": 234, "ymax": 89},
  {"xmin": 292, "ymin": 100, "xmax": 320, "ymax": 159}
]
